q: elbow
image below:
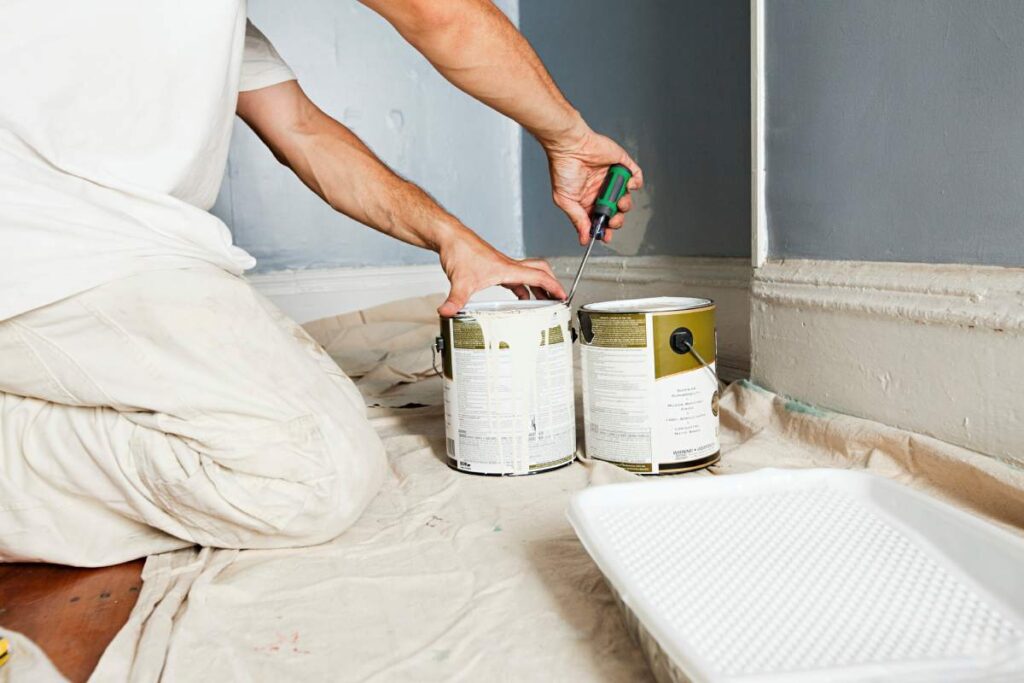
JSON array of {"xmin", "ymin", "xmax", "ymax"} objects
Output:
[
  {"xmin": 409, "ymin": 1, "xmax": 460, "ymax": 34},
  {"xmin": 362, "ymin": 0, "xmax": 460, "ymax": 37},
  {"xmin": 268, "ymin": 146, "xmax": 291, "ymax": 169}
]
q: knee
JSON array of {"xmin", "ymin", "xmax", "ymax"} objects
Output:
[
  {"xmin": 161, "ymin": 411, "xmax": 387, "ymax": 550},
  {"xmin": 278, "ymin": 418, "xmax": 388, "ymax": 545},
  {"xmin": 223, "ymin": 413, "xmax": 387, "ymax": 548}
]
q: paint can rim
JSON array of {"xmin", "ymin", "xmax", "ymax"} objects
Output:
[
  {"xmin": 456, "ymin": 300, "xmax": 569, "ymax": 318},
  {"xmin": 580, "ymin": 296, "xmax": 713, "ymax": 314}
]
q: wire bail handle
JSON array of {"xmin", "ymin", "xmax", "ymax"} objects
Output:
[
  {"xmin": 432, "ymin": 336, "xmax": 445, "ymax": 378},
  {"xmin": 670, "ymin": 327, "xmax": 718, "ymax": 385}
]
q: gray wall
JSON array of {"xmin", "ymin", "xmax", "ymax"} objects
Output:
[
  {"xmin": 520, "ymin": 1, "xmax": 751, "ymax": 258},
  {"xmin": 767, "ymin": 1, "xmax": 1024, "ymax": 266},
  {"xmin": 213, "ymin": 0, "xmax": 522, "ymax": 272}
]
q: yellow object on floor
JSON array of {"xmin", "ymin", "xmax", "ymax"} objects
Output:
[{"xmin": 0, "ymin": 629, "xmax": 67, "ymax": 683}]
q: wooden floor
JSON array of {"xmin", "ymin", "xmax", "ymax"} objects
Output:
[{"xmin": 0, "ymin": 561, "xmax": 144, "ymax": 682}]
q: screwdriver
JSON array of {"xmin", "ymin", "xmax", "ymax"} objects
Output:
[{"xmin": 566, "ymin": 164, "xmax": 633, "ymax": 305}]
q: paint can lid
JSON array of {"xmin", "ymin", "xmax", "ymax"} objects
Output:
[{"xmin": 581, "ymin": 296, "xmax": 713, "ymax": 313}]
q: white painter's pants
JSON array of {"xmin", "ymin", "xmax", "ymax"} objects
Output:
[{"xmin": 0, "ymin": 266, "xmax": 387, "ymax": 566}]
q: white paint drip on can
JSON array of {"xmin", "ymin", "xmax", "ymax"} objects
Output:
[{"xmin": 440, "ymin": 301, "xmax": 575, "ymax": 475}]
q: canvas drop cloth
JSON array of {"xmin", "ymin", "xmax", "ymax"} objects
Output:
[{"xmin": 17, "ymin": 295, "xmax": 1020, "ymax": 682}]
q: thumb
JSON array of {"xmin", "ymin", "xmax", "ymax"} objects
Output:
[{"xmin": 438, "ymin": 281, "xmax": 472, "ymax": 318}]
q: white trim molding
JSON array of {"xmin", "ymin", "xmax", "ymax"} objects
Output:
[
  {"xmin": 249, "ymin": 256, "xmax": 755, "ymax": 382},
  {"xmin": 247, "ymin": 264, "xmax": 453, "ymax": 324},
  {"xmin": 751, "ymin": 259, "xmax": 1024, "ymax": 464},
  {"xmin": 750, "ymin": 0, "xmax": 768, "ymax": 267}
]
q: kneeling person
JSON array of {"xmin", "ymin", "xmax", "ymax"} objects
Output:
[{"xmin": 0, "ymin": 0, "xmax": 641, "ymax": 566}]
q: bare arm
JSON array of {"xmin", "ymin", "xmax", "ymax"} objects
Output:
[
  {"xmin": 361, "ymin": 0, "xmax": 579, "ymax": 149},
  {"xmin": 237, "ymin": 80, "xmax": 563, "ymax": 316},
  {"xmin": 359, "ymin": 0, "xmax": 644, "ymax": 244}
]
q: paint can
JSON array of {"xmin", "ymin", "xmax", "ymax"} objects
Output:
[
  {"xmin": 578, "ymin": 297, "xmax": 719, "ymax": 474},
  {"xmin": 435, "ymin": 301, "xmax": 575, "ymax": 476}
]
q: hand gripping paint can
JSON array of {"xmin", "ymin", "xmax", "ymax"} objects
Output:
[
  {"xmin": 578, "ymin": 297, "xmax": 720, "ymax": 474},
  {"xmin": 436, "ymin": 301, "xmax": 575, "ymax": 476}
]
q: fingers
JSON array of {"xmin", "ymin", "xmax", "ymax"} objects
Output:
[
  {"xmin": 553, "ymin": 192, "xmax": 592, "ymax": 245},
  {"xmin": 502, "ymin": 261, "xmax": 566, "ymax": 301},
  {"xmin": 443, "ymin": 258, "xmax": 565, "ymax": 318},
  {"xmin": 520, "ymin": 259, "xmax": 561, "ymax": 298},
  {"xmin": 503, "ymin": 282, "xmax": 551, "ymax": 301},
  {"xmin": 529, "ymin": 286, "xmax": 552, "ymax": 300},
  {"xmin": 438, "ymin": 281, "xmax": 473, "ymax": 318},
  {"xmin": 509, "ymin": 261, "xmax": 557, "ymax": 300},
  {"xmin": 602, "ymin": 194, "xmax": 632, "ymax": 236},
  {"xmin": 620, "ymin": 152, "xmax": 644, "ymax": 190},
  {"xmin": 521, "ymin": 258, "xmax": 557, "ymax": 280},
  {"xmin": 506, "ymin": 284, "xmax": 530, "ymax": 300}
]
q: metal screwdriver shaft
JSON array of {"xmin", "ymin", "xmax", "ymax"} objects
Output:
[
  {"xmin": 566, "ymin": 164, "xmax": 633, "ymax": 305},
  {"xmin": 566, "ymin": 233, "xmax": 598, "ymax": 304}
]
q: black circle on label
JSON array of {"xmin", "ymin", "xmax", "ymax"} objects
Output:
[{"xmin": 669, "ymin": 327, "xmax": 694, "ymax": 354}]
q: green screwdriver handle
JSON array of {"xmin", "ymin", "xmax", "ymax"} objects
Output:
[
  {"xmin": 590, "ymin": 164, "xmax": 633, "ymax": 241},
  {"xmin": 567, "ymin": 164, "xmax": 634, "ymax": 304}
]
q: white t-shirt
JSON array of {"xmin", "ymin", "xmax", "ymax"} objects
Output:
[{"xmin": 0, "ymin": 2, "xmax": 295, "ymax": 321}]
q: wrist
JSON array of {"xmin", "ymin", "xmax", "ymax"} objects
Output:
[
  {"xmin": 534, "ymin": 109, "xmax": 589, "ymax": 154},
  {"xmin": 430, "ymin": 218, "xmax": 473, "ymax": 256}
]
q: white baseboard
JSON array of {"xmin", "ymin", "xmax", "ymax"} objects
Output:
[
  {"xmin": 248, "ymin": 256, "xmax": 754, "ymax": 381},
  {"xmin": 751, "ymin": 259, "xmax": 1024, "ymax": 465},
  {"xmin": 247, "ymin": 265, "xmax": 463, "ymax": 324}
]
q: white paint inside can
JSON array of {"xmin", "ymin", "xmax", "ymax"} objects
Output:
[{"xmin": 443, "ymin": 301, "xmax": 575, "ymax": 475}]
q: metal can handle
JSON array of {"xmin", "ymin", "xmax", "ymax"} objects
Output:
[
  {"xmin": 671, "ymin": 327, "xmax": 719, "ymax": 386},
  {"xmin": 432, "ymin": 336, "xmax": 444, "ymax": 378}
]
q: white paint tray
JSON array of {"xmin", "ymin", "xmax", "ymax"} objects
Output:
[{"xmin": 568, "ymin": 469, "xmax": 1024, "ymax": 682}]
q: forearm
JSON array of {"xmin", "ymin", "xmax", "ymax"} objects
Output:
[
  {"xmin": 237, "ymin": 80, "xmax": 565, "ymax": 315},
  {"xmin": 287, "ymin": 121, "xmax": 460, "ymax": 252},
  {"xmin": 238, "ymin": 82, "xmax": 467, "ymax": 253},
  {"xmin": 360, "ymin": 0, "xmax": 586, "ymax": 149}
]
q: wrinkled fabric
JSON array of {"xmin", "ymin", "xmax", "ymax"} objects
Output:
[
  {"xmin": 716, "ymin": 382, "xmax": 1024, "ymax": 532},
  {"xmin": 0, "ymin": 266, "xmax": 386, "ymax": 566},
  {"xmin": 87, "ymin": 297, "xmax": 1024, "ymax": 682},
  {"xmin": 303, "ymin": 295, "xmax": 444, "ymax": 408},
  {"xmin": 91, "ymin": 412, "xmax": 648, "ymax": 683}
]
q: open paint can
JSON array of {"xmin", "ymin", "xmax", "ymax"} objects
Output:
[
  {"xmin": 578, "ymin": 297, "xmax": 720, "ymax": 474},
  {"xmin": 436, "ymin": 301, "xmax": 575, "ymax": 476}
]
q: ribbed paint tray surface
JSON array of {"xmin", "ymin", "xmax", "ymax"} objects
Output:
[{"xmin": 568, "ymin": 469, "xmax": 1024, "ymax": 682}]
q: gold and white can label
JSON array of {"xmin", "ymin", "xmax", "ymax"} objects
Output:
[
  {"xmin": 439, "ymin": 301, "xmax": 575, "ymax": 476},
  {"xmin": 578, "ymin": 297, "xmax": 720, "ymax": 474}
]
